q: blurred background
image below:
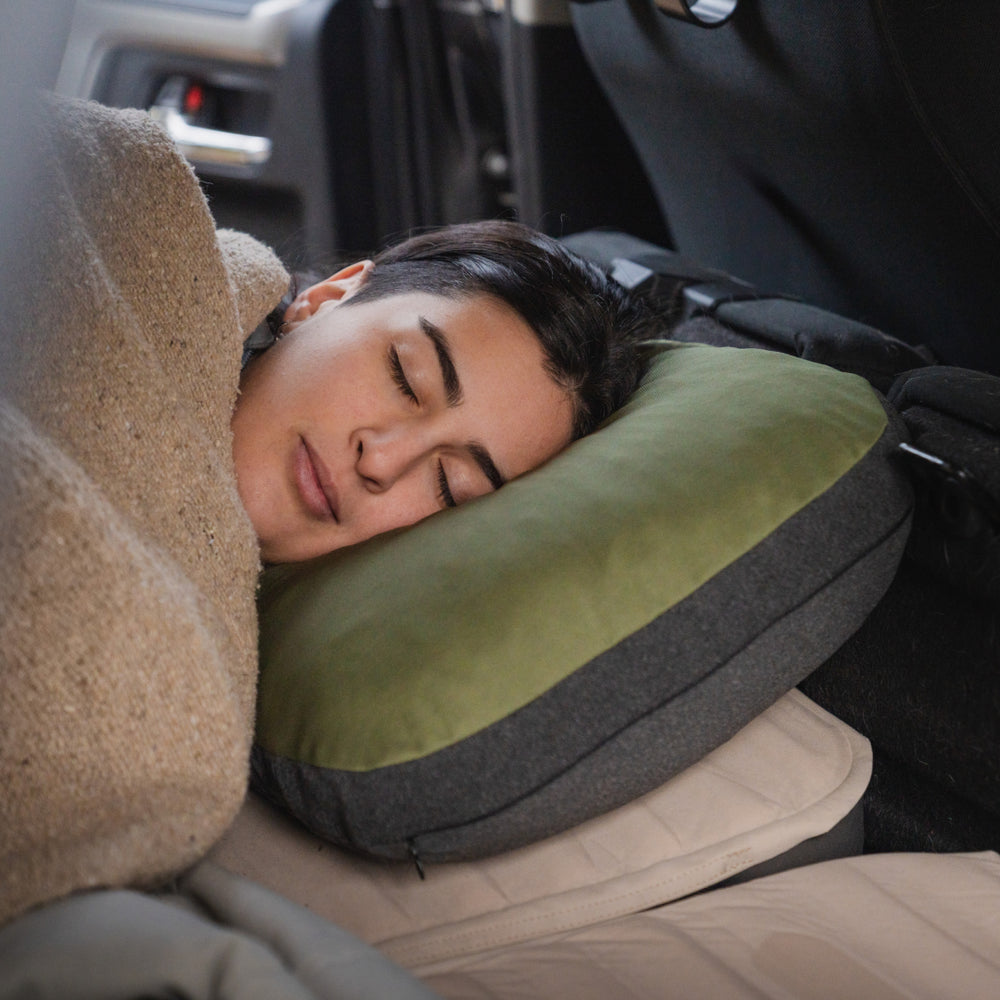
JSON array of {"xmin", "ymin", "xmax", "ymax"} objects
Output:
[{"xmin": 39, "ymin": 0, "xmax": 667, "ymax": 270}]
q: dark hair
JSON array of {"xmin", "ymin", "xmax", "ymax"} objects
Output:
[{"xmin": 342, "ymin": 220, "xmax": 657, "ymax": 440}]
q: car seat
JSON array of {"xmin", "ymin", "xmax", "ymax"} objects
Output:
[
  {"xmin": 568, "ymin": 0, "xmax": 1000, "ymax": 376},
  {"xmin": 561, "ymin": 225, "xmax": 1000, "ymax": 855}
]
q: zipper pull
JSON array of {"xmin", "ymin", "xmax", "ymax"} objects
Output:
[{"xmin": 407, "ymin": 839, "xmax": 426, "ymax": 881}]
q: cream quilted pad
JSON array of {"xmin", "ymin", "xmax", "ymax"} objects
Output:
[
  {"xmin": 419, "ymin": 851, "xmax": 1000, "ymax": 999},
  {"xmin": 211, "ymin": 689, "xmax": 870, "ymax": 966}
]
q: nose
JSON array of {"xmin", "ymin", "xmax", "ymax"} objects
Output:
[{"xmin": 352, "ymin": 425, "xmax": 431, "ymax": 493}]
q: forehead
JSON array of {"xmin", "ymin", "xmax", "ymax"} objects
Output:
[{"xmin": 343, "ymin": 288, "xmax": 534, "ymax": 362}]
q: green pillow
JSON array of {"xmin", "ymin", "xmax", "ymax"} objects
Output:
[{"xmin": 251, "ymin": 343, "xmax": 911, "ymax": 862}]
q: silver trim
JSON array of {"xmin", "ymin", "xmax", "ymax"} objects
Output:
[
  {"xmin": 147, "ymin": 103, "xmax": 271, "ymax": 165},
  {"xmin": 56, "ymin": 0, "xmax": 308, "ymax": 98}
]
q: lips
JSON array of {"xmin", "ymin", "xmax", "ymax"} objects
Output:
[{"xmin": 294, "ymin": 437, "xmax": 339, "ymax": 522}]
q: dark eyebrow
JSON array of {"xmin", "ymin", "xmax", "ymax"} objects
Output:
[
  {"xmin": 468, "ymin": 442, "xmax": 506, "ymax": 491},
  {"xmin": 417, "ymin": 315, "xmax": 504, "ymax": 491},
  {"xmin": 419, "ymin": 315, "xmax": 463, "ymax": 407}
]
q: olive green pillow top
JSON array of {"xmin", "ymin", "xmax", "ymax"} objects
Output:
[{"xmin": 251, "ymin": 343, "xmax": 912, "ymax": 861}]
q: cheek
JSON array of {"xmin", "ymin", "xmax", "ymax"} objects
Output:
[
  {"xmin": 356, "ymin": 476, "xmax": 443, "ymax": 540},
  {"xmin": 297, "ymin": 341, "xmax": 388, "ymax": 420},
  {"xmin": 272, "ymin": 320, "xmax": 366, "ymax": 387}
]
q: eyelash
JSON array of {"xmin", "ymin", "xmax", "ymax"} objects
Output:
[
  {"xmin": 388, "ymin": 345, "xmax": 454, "ymax": 508},
  {"xmin": 437, "ymin": 461, "xmax": 456, "ymax": 508},
  {"xmin": 388, "ymin": 346, "xmax": 418, "ymax": 403}
]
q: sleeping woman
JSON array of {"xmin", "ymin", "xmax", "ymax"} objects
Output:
[
  {"xmin": 0, "ymin": 95, "xmax": 655, "ymax": 928},
  {"xmin": 232, "ymin": 220, "xmax": 655, "ymax": 564}
]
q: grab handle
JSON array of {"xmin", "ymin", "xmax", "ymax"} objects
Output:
[{"xmin": 148, "ymin": 103, "xmax": 271, "ymax": 168}]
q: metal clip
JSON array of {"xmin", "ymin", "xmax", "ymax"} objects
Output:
[
  {"xmin": 654, "ymin": 0, "xmax": 738, "ymax": 28},
  {"xmin": 407, "ymin": 839, "xmax": 427, "ymax": 881}
]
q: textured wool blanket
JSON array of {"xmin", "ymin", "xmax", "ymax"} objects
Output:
[{"xmin": 0, "ymin": 96, "xmax": 289, "ymax": 924}]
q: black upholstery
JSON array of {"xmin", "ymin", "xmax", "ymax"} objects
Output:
[
  {"xmin": 566, "ymin": 226, "xmax": 1000, "ymax": 855},
  {"xmin": 571, "ymin": 0, "xmax": 1000, "ymax": 375}
]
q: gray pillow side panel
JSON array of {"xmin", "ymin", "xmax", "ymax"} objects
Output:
[
  {"xmin": 410, "ymin": 514, "xmax": 910, "ymax": 861},
  {"xmin": 250, "ymin": 408, "xmax": 912, "ymax": 858}
]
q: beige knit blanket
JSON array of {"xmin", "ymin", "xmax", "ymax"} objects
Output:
[{"xmin": 0, "ymin": 97, "xmax": 289, "ymax": 924}]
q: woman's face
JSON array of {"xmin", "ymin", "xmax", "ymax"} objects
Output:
[{"xmin": 231, "ymin": 264, "xmax": 575, "ymax": 563}]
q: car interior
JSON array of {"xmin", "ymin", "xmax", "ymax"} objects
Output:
[{"xmin": 1, "ymin": 1, "xmax": 998, "ymax": 997}]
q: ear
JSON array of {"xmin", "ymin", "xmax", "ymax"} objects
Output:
[{"xmin": 282, "ymin": 259, "xmax": 374, "ymax": 330}]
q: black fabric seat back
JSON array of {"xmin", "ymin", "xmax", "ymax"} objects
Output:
[
  {"xmin": 564, "ymin": 225, "xmax": 1000, "ymax": 854},
  {"xmin": 570, "ymin": 0, "xmax": 1000, "ymax": 375}
]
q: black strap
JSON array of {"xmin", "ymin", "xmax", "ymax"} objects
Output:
[{"xmin": 607, "ymin": 245, "xmax": 934, "ymax": 392}]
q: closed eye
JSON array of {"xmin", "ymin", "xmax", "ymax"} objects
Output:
[
  {"xmin": 388, "ymin": 346, "xmax": 418, "ymax": 403},
  {"xmin": 437, "ymin": 460, "xmax": 456, "ymax": 508}
]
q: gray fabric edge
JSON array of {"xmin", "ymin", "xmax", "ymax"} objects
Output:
[
  {"xmin": 0, "ymin": 863, "xmax": 440, "ymax": 1000},
  {"xmin": 714, "ymin": 800, "xmax": 866, "ymax": 891}
]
